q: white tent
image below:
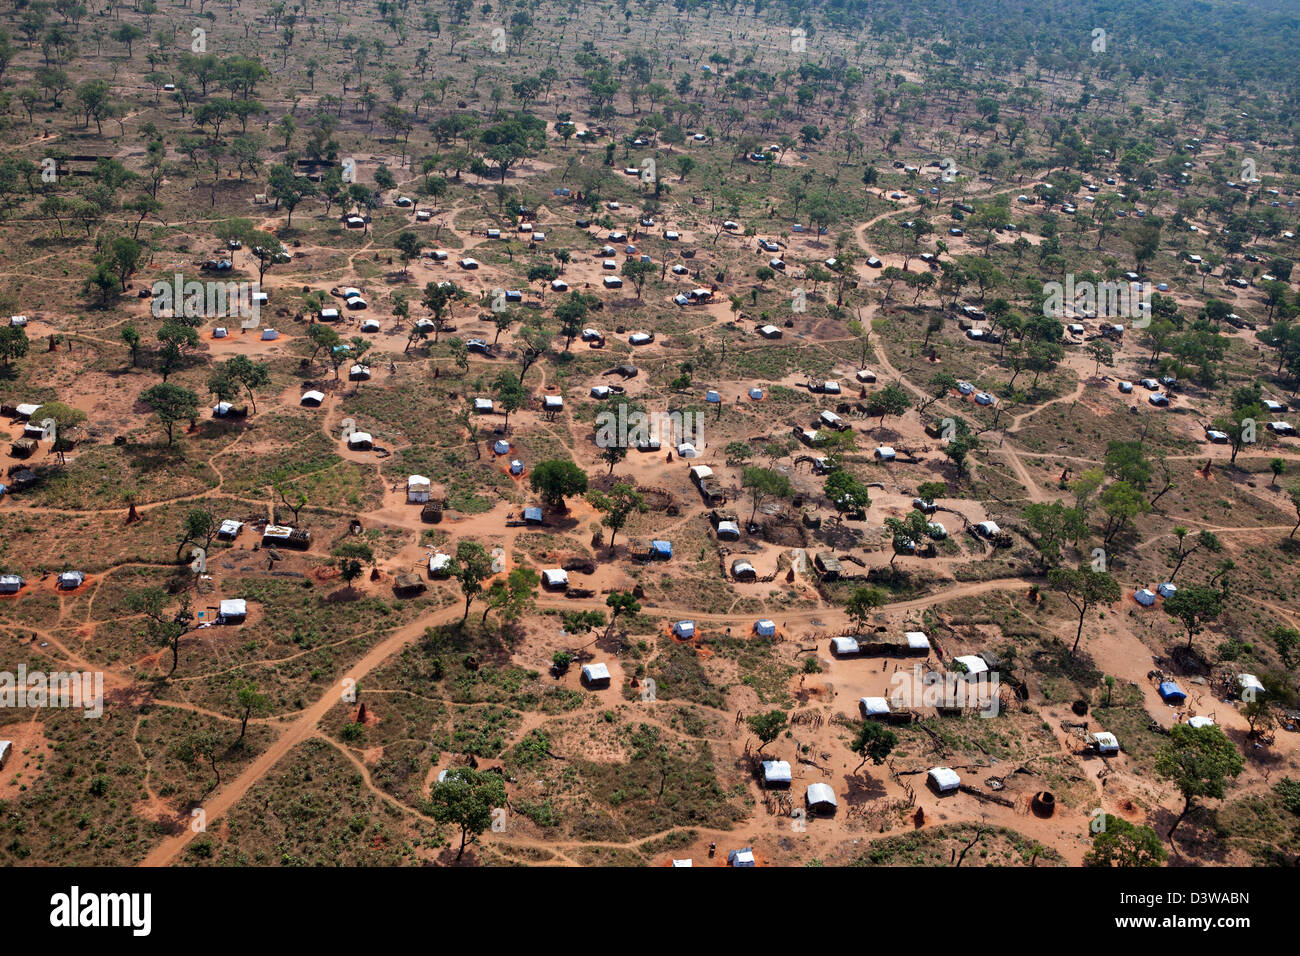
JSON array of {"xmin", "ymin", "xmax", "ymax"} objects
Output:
[
  {"xmin": 875, "ymin": 446, "xmax": 896, "ymax": 460},
  {"xmin": 542, "ymin": 569, "xmax": 569, "ymax": 589},
  {"xmin": 976, "ymin": 521, "xmax": 1000, "ymax": 536},
  {"xmin": 301, "ymin": 390, "xmax": 325, "ymax": 406},
  {"xmin": 407, "ymin": 475, "xmax": 431, "ymax": 503},
  {"xmin": 672, "ymin": 620, "xmax": 696, "ymax": 639},
  {"xmin": 428, "ymin": 552, "xmax": 451, "ymax": 576},
  {"xmin": 347, "ymin": 431, "xmax": 373, "ymax": 449},
  {"xmin": 581, "ymin": 663, "xmax": 611, "ymax": 687},
  {"xmin": 905, "ymin": 631, "xmax": 931, "ymax": 651},
  {"xmin": 689, "ymin": 465, "xmax": 713, "ymax": 482},
  {"xmin": 1157, "ymin": 582, "xmax": 1177, "ymax": 598},
  {"xmin": 754, "ymin": 620, "xmax": 776, "ymax": 637},
  {"xmin": 1093, "ymin": 732, "xmax": 1120, "ymax": 755},
  {"xmin": 474, "ymin": 398, "xmax": 494, "ymax": 413},
  {"xmin": 859, "ymin": 696, "xmax": 891, "ymax": 717},
  {"xmin": 218, "ymin": 519, "xmax": 243, "ymax": 539},
  {"xmin": 544, "ymin": 395, "xmax": 563, "ymax": 411},
  {"xmin": 1134, "ymin": 588, "xmax": 1156, "ymax": 606},
  {"xmin": 728, "ymin": 848, "xmax": 756, "ymax": 867},
  {"xmin": 954, "ymin": 654, "xmax": 989, "ymax": 678},
  {"xmin": 761, "ymin": 760, "xmax": 792, "ymax": 785},
  {"xmin": 671, "ymin": 859, "xmax": 692, "ymax": 867},
  {"xmin": 219, "ymin": 598, "xmax": 247, "ymax": 622},
  {"xmin": 928, "ymin": 767, "xmax": 960, "ymax": 793},
  {"xmin": 1238, "ymin": 674, "xmax": 1265, "ymax": 695},
  {"xmin": 57, "ymin": 570, "xmax": 85, "ymax": 589},
  {"xmin": 717, "ymin": 520, "xmax": 740, "ymax": 540},
  {"xmin": 677, "ymin": 443, "xmax": 698, "ymax": 458},
  {"xmin": 830, "ymin": 636, "xmax": 860, "ymax": 656},
  {"xmin": 1187, "ymin": 716, "xmax": 1215, "ymax": 728},
  {"xmin": 806, "ymin": 782, "xmax": 837, "ymax": 812}
]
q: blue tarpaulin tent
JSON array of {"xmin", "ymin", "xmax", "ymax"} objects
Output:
[
  {"xmin": 650, "ymin": 540, "xmax": 673, "ymax": 559},
  {"xmin": 1158, "ymin": 681, "xmax": 1187, "ymax": 703}
]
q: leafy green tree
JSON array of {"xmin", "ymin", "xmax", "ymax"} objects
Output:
[
  {"xmin": 428, "ymin": 766, "xmax": 507, "ymax": 860},
  {"xmin": 493, "ymin": 369, "xmax": 527, "ymax": 430},
  {"xmin": 1023, "ymin": 501, "xmax": 1088, "ymax": 569},
  {"xmin": 0, "ymin": 325, "xmax": 29, "ymax": 367},
  {"xmin": 140, "ymin": 382, "xmax": 198, "ymax": 445},
  {"xmin": 586, "ymin": 483, "xmax": 646, "ymax": 552},
  {"xmin": 884, "ymin": 511, "xmax": 931, "ymax": 565},
  {"xmin": 31, "ymin": 401, "xmax": 85, "ymax": 464},
  {"xmin": 529, "ymin": 459, "xmax": 589, "ymax": 510},
  {"xmin": 120, "ymin": 324, "xmax": 141, "ymax": 367},
  {"xmin": 216, "ymin": 355, "xmax": 270, "ymax": 414},
  {"xmin": 126, "ymin": 587, "xmax": 190, "ymax": 679},
  {"xmin": 865, "ymin": 383, "xmax": 910, "ymax": 430},
  {"xmin": 1047, "ymin": 567, "xmax": 1121, "ymax": 655},
  {"xmin": 450, "ymin": 540, "xmax": 494, "ymax": 621},
  {"xmin": 741, "ymin": 466, "xmax": 793, "ymax": 524},
  {"xmin": 603, "ymin": 591, "xmax": 641, "ymax": 641},
  {"xmin": 1083, "ymin": 815, "xmax": 1167, "ymax": 867},
  {"xmin": 234, "ymin": 681, "xmax": 270, "ymax": 743},
  {"xmin": 824, "ymin": 470, "xmax": 871, "ymax": 523},
  {"xmin": 845, "ymin": 585, "xmax": 887, "ymax": 630},
  {"xmin": 1268, "ymin": 625, "xmax": 1300, "ymax": 670},
  {"xmin": 1163, "ymin": 585, "xmax": 1224, "ymax": 650},
  {"xmin": 483, "ymin": 565, "xmax": 539, "ymax": 625},
  {"xmin": 176, "ymin": 506, "xmax": 217, "ymax": 562},
  {"xmin": 745, "ymin": 709, "xmax": 788, "ymax": 754},
  {"xmin": 1155, "ymin": 723, "xmax": 1243, "ymax": 839},
  {"xmin": 1099, "ymin": 480, "xmax": 1149, "ymax": 547},
  {"xmin": 850, "ymin": 720, "xmax": 897, "ymax": 771}
]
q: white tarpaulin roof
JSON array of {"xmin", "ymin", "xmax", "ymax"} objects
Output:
[
  {"xmin": 543, "ymin": 569, "xmax": 569, "ymax": 587},
  {"xmin": 1094, "ymin": 732, "xmax": 1119, "ymax": 753},
  {"xmin": 219, "ymin": 599, "xmax": 247, "ymax": 618},
  {"xmin": 672, "ymin": 620, "xmax": 695, "ymax": 637},
  {"xmin": 761, "ymin": 760, "xmax": 791, "ymax": 784},
  {"xmin": 581, "ymin": 663, "xmax": 610, "ymax": 682},
  {"xmin": 754, "ymin": 619, "xmax": 776, "ymax": 636},
  {"xmin": 831, "ymin": 636, "xmax": 859, "ymax": 655},
  {"xmin": 955, "ymin": 654, "xmax": 989, "ymax": 676},
  {"xmin": 928, "ymin": 767, "xmax": 960, "ymax": 791},
  {"xmin": 1188, "ymin": 716, "xmax": 1215, "ymax": 728},
  {"xmin": 806, "ymin": 783, "xmax": 837, "ymax": 808},
  {"xmin": 859, "ymin": 696, "xmax": 891, "ymax": 716},
  {"xmin": 905, "ymin": 631, "xmax": 931, "ymax": 650},
  {"xmin": 1238, "ymin": 674, "xmax": 1265, "ymax": 694}
]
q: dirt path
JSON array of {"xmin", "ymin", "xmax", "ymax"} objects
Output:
[{"xmin": 139, "ymin": 603, "xmax": 463, "ymax": 866}]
